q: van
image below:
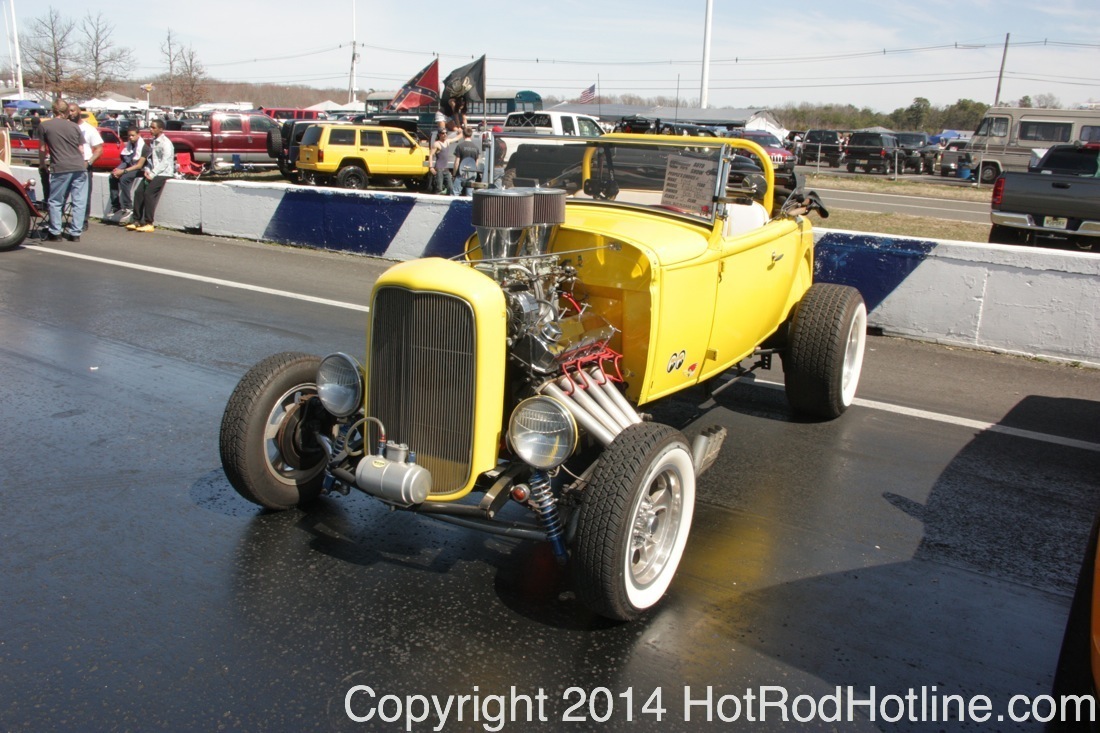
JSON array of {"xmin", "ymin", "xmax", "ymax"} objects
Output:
[
  {"xmin": 503, "ymin": 110, "xmax": 603, "ymax": 137},
  {"xmin": 965, "ymin": 107, "xmax": 1100, "ymax": 183}
]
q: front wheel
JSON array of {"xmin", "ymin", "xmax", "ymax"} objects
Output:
[
  {"xmin": 0, "ymin": 187, "xmax": 32, "ymax": 251},
  {"xmin": 783, "ymin": 284, "xmax": 867, "ymax": 419},
  {"xmin": 846, "ymin": 163, "xmax": 856, "ymax": 173},
  {"xmin": 219, "ymin": 352, "xmax": 328, "ymax": 510},
  {"xmin": 572, "ymin": 423, "xmax": 696, "ymax": 621}
]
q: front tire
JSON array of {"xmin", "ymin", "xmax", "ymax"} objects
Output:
[
  {"xmin": 0, "ymin": 187, "xmax": 32, "ymax": 251},
  {"xmin": 783, "ymin": 284, "xmax": 867, "ymax": 419},
  {"xmin": 219, "ymin": 352, "xmax": 327, "ymax": 510},
  {"xmin": 572, "ymin": 423, "xmax": 696, "ymax": 621}
]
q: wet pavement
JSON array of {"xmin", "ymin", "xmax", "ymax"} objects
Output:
[{"xmin": 1, "ymin": 229, "xmax": 1099, "ymax": 732}]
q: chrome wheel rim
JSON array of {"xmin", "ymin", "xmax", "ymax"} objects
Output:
[
  {"xmin": 628, "ymin": 463, "xmax": 684, "ymax": 589},
  {"xmin": 841, "ymin": 303, "xmax": 868, "ymax": 406},
  {"xmin": 0, "ymin": 201, "xmax": 20, "ymax": 239},
  {"xmin": 262, "ymin": 384, "xmax": 324, "ymax": 485}
]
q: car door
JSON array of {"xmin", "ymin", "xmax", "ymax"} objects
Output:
[
  {"xmin": 246, "ymin": 114, "xmax": 279, "ymax": 162},
  {"xmin": 212, "ymin": 114, "xmax": 247, "ymax": 157},
  {"xmin": 383, "ymin": 130, "xmax": 422, "ymax": 176},
  {"xmin": 699, "ymin": 216, "xmax": 802, "ymax": 382},
  {"xmin": 357, "ymin": 129, "xmax": 386, "ymax": 173}
]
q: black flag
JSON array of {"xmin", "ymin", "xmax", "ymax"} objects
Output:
[{"xmin": 440, "ymin": 55, "xmax": 486, "ymax": 117}]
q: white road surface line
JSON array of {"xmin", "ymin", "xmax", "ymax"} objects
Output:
[
  {"xmin": 26, "ymin": 244, "xmax": 371, "ymax": 312},
  {"xmin": 753, "ymin": 379, "xmax": 1100, "ymax": 453},
  {"xmin": 29, "ymin": 244, "xmax": 1095, "ymax": 452}
]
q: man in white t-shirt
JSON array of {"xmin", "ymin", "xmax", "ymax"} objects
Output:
[{"xmin": 68, "ymin": 103, "xmax": 104, "ymax": 231}]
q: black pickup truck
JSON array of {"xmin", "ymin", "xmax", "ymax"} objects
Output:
[{"xmin": 989, "ymin": 142, "xmax": 1100, "ymax": 250}]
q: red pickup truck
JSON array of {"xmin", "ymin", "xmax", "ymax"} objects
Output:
[{"xmin": 157, "ymin": 112, "xmax": 280, "ymax": 170}]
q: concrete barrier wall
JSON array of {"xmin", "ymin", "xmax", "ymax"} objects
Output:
[{"xmin": 16, "ymin": 167, "xmax": 1099, "ymax": 367}]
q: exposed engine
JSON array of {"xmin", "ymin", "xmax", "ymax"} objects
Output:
[{"xmin": 470, "ymin": 189, "xmax": 640, "ymax": 447}]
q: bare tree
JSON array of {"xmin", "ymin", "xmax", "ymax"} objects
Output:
[
  {"xmin": 79, "ymin": 13, "xmax": 134, "ymax": 97},
  {"xmin": 21, "ymin": 8, "xmax": 77, "ymax": 97},
  {"xmin": 160, "ymin": 28, "xmax": 180, "ymax": 105},
  {"xmin": 1034, "ymin": 93, "xmax": 1061, "ymax": 109},
  {"xmin": 175, "ymin": 45, "xmax": 206, "ymax": 107}
]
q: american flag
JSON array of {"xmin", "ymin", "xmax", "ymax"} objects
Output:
[{"xmin": 579, "ymin": 84, "xmax": 596, "ymax": 103}]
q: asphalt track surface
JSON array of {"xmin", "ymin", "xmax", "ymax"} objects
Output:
[{"xmin": 2, "ymin": 227, "xmax": 1099, "ymax": 732}]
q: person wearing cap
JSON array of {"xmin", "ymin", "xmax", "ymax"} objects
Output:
[{"xmin": 68, "ymin": 103, "xmax": 103, "ymax": 232}]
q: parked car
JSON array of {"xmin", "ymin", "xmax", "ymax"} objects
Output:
[
  {"xmin": 613, "ymin": 116, "xmax": 716, "ymax": 137},
  {"xmin": 938, "ymin": 139, "xmax": 970, "ymax": 177},
  {"xmin": 295, "ymin": 124, "xmax": 431, "ymax": 190},
  {"xmin": 218, "ymin": 132, "xmax": 867, "ymax": 621},
  {"xmin": 8, "ymin": 130, "xmax": 39, "ymax": 167},
  {"xmin": 93, "ymin": 128, "xmax": 124, "ymax": 171},
  {"xmin": 800, "ymin": 129, "xmax": 844, "ymax": 166},
  {"xmin": 845, "ymin": 132, "xmax": 901, "ymax": 174},
  {"xmin": 504, "ymin": 110, "xmax": 603, "ymax": 137},
  {"xmin": 152, "ymin": 112, "xmax": 280, "ymax": 171},
  {"xmin": 989, "ymin": 142, "xmax": 1100, "ymax": 250},
  {"xmin": 894, "ymin": 132, "xmax": 938, "ymax": 174},
  {"xmin": 726, "ymin": 129, "xmax": 799, "ymax": 205}
]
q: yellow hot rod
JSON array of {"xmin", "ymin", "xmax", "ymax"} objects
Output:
[{"xmin": 219, "ymin": 133, "xmax": 867, "ymax": 621}]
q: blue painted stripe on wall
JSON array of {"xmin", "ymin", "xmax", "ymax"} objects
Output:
[
  {"xmin": 814, "ymin": 231, "xmax": 937, "ymax": 312},
  {"xmin": 263, "ymin": 188, "xmax": 418, "ymax": 257}
]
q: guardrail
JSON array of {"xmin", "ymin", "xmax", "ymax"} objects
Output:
[{"xmin": 18, "ymin": 167, "xmax": 1100, "ymax": 368}]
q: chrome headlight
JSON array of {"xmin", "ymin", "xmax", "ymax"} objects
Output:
[
  {"xmin": 508, "ymin": 396, "xmax": 577, "ymax": 470},
  {"xmin": 316, "ymin": 353, "xmax": 363, "ymax": 418}
]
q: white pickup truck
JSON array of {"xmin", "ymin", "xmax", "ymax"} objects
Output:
[{"xmin": 502, "ymin": 110, "xmax": 603, "ymax": 137}]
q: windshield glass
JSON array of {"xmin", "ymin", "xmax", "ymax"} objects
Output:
[{"xmin": 492, "ymin": 133, "xmax": 727, "ymax": 224}]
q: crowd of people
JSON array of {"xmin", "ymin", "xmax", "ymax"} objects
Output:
[{"xmin": 29, "ymin": 98, "xmax": 175, "ymax": 239}]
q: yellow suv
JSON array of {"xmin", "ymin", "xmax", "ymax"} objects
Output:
[{"xmin": 296, "ymin": 124, "xmax": 430, "ymax": 190}]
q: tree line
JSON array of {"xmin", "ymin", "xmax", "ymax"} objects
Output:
[{"xmin": 16, "ymin": 9, "xmax": 207, "ymax": 107}]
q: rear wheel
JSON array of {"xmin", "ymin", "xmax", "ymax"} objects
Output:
[
  {"xmin": 783, "ymin": 284, "xmax": 867, "ymax": 419},
  {"xmin": 0, "ymin": 187, "xmax": 32, "ymax": 251},
  {"xmin": 572, "ymin": 423, "xmax": 696, "ymax": 621},
  {"xmin": 980, "ymin": 163, "xmax": 999, "ymax": 184},
  {"xmin": 219, "ymin": 352, "xmax": 328, "ymax": 510},
  {"xmin": 846, "ymin": 163, "xmax": 856, "ymax": 173},
  {"xmin": 337, "ymin": 165, "xmax": 368, "ymax": 189}
]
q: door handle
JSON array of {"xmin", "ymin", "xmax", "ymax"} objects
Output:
[
  {"xmin": 771, "ymin": 251, "xmax": 784, "ymax": 262},
  {"xmin": 1052, "ymin": 182, "xmax": 1071, "ymax": 189}
]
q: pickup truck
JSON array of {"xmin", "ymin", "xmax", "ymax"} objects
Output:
[
  {"xmin": 156, "ymin": 112, "xmax": 280, "ymax": 170},
  {"xmin": 989, "ymin": 142, "xmax": 1100, "ymax": 250},
  {"xmin": 844, "ymin": 132, "xmax": 901, "ymax": 174}
]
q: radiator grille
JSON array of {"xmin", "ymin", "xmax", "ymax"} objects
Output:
[{"xmin": 368, "ymin": 287, "xmax": 476, "ymax": 495}]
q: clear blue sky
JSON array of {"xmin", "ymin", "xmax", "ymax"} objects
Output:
[{"xmin": 5, "ymin": 0, "xmax": 1099, "ymax": 112}]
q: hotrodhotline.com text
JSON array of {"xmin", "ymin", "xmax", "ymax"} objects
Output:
[{"xmin": 345, "ymin": 684, "xmax": 1095, "ymax": 730}]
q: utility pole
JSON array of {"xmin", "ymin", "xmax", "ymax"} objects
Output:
[
  {"xmin": 993, "ymin": 33, "xmax": 1009, "ymax": 107},
  {"xmin": 8, "ymin": 0, "xmax": 24, "ymax": 96},
  {"xmin": 699, "ymin": 0, "xmax": 713, "ymax": 108},
  {"xmin": 347, "ymin": 0, "xmax": 359, "ymax": 105}
]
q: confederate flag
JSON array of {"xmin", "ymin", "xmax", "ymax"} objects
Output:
[{"xmin": 384, "ymin": 59, "xmax": 440, "ymax": 112}]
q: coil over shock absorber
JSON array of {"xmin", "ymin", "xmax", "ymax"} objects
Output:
[{"xmin": 528, "ymin": 470, "xmax": 566, "ymax": 563}]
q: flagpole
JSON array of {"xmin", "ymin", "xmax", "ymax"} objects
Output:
[{"xmin": 597, "ymin": 74, "xmax": 601, "ymax": 118}]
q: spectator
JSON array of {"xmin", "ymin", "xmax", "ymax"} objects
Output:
[
  {"xmin": 453, "ymin": 126, "xmax": 480, "ymax": 196},
  {"xmin": 37, "ymin": 98, "xmax": 87, "ymax": 242},
  {"xmin": 430, "ymin": 126, "xmax": 455, "ymax": 197},
  {"xmin": 69, "ymin": 103, "xmax": 103, "ymax": 231},
  {"xmin": 128, "ymin": 119, "xmax": 174, "ymax": 233},
  {"xmin": 109, "ymin": 127, "xmax": 148, "ymax": 224}
]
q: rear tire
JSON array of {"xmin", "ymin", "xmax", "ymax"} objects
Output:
[
  {"xmin": 219, "ymin": 352, "xmax": 327, "ymax": 510},
  {"xmin": 337, "ymin": 165, "xmax": 368, "ymax": 189},
  {"xmin": 980, "ymin": 163, "xmax": 998, "ymax": 184},
  {"xmin": 783, "ymin": 284, "xmax": 867, "ymax": 419},
  {"xmin": 572, "ymin": 423, "xmax": 696, "ymax": 621}
]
